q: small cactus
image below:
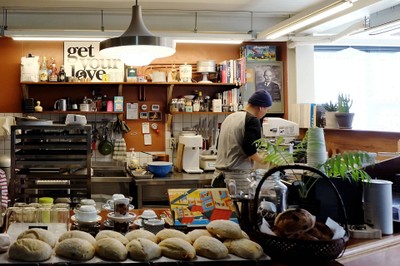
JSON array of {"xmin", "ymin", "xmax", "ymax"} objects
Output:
[{"xmin": 337, "ymin": 93, "xmax": 353, "ymax": 113}]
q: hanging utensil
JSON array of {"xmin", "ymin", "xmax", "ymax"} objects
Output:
[{"xmin": 98, "ymin": 126, "xmax": 114, "ymax": 155}]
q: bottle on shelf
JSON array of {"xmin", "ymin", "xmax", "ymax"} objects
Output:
[
  {"xmin": 273, "ymin": 172, "xmax": 288, "ymax": 213},
  {"xmin": 58, "ymin": 65, "xmax": 66, "ymax": 82},
  {"xmin": 48, "ymin": 58, "xmax": 58, "ymax": 82},
  {"xmin": 39, "ymin": 56, "xmax": 48, "ymax": 82},
  {"xmin": 101, "ymin": 95, "xmax": 108, "ymax": 111},
  {"xmin": 198, "ymin": 91, "xmax": 205, "ymax": 111}
]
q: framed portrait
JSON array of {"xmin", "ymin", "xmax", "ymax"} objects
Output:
[{"xmin": 243, "ymin": 61, "xmax": 284, "ymax": 114}]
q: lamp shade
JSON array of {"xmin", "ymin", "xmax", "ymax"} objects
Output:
[{"xmin": 99, "ymin": 4, "xmax": 175, "ymax": 66}]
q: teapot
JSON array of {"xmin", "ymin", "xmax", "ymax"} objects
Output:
[{"xmin": 150, "ymin": 71, "xmax": 166, "ymax": 82}]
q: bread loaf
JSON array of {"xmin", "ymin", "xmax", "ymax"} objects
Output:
[
  {"xmin": 95, "ymin": 230, "xmax": 129, "ymax": 245},
  {"xmin": 307, "ymin": 221, "xmax": 334, "ymax": 241},
  {"xmin": 95, "ymin": 237, "xmax": 128, "ymax": 261},
  {"xmin": 17, "ymin": 228, "xmax": 57, "ymax": 248},
  {"xmin": 125, "ymin": 229, "xmax": 157, "ymax": 243},
  {"xmin": 58, "ymin": 231, "xmax": 96, "ymax": 246},
  {"xmin": 55, "ymin": 238, "xmax": 95, "ymax": 261},
  {"xmin": 126, "ymin": 238, "xmax": 161, "ymax": 261},
  {"xmin": 159, "ymin": 237, "xmax": 196, "ymax": 260},
  {"xmin": 8, "ymin": 238, "xmax": 52, "ymax": 262},
  {"xmin": 193, "ymin": 236, "xmax": 229, "ymax": 259},
  {"xmin": 187, "ymin": 229, "xmax": 212, "ymax": 243},
  {"xmin": 274, "ymin": 208, "xmax": 316, "ymax": 236},
  {"xmin": 156, "ymin": 228, "xmax": 191, "ymax": 243},
  {"xmin": 0, "ymin": 234, "xmax": 11, "ymax": 253},
  {"xmin": 224, "ymin": 238, "xmax": 264, "ymax": 259},
  {"xmin": 206, "ymin": 219, "xmax": 242, "ymax": 239}
]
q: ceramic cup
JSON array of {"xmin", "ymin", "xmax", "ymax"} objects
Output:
[
  {"xmin": 75, "ymin": 205, "xmax": 98, "ymax": 222},
  {"xmin": 143, "ymin": 218, "xmax": 165, "ymax": 234},
  {"xmin": 106, "ymin": 194, "xmax": 125, "ymax": 208},
  {"xmin": 141, "ymin": 209, "xmax": 157, "ymax": 225},
  {"xmin": 114, "ymin": 198, "xmax": 130, "ymax": 216}
]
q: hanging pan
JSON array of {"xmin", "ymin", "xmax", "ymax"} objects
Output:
[{"xmin": 98, "ymin": 126, "xmax": 114, "ymax": 155}]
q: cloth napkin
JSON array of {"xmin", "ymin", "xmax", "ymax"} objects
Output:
[
  {"xmin": 0, "ymin": 116, "xmax": 16, "ymax": 137},
  {"xmin": 113, "ymin": 138, "xmax": 127, "ymax": 162}
]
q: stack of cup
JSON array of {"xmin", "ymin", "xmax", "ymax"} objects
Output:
[{"xmin": 306, "ymin": 128, "xmax": 327, "ymax": 168}]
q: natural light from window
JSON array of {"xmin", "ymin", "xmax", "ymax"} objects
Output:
[{"xmin": 314, "ymin": 47, "xmax": 400, "ymax": 132}]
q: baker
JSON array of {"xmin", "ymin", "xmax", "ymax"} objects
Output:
[{"xmin": 212, "ymin": 90, "xmax": 273, "ymax": 194}]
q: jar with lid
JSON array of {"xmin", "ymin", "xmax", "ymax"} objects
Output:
[
  {"xmin": 192, "ymin": 99, "xmax": 200, "ymax": 112},
  {"xmin": 170, "ymin": 98, "xmax": 179, "ymax": 112},
  {"xmin": 177, "ymin": 98, "xmax": 185, "ymax": 112},
  {"xmin": 185, "ymin": 99, "xmax": 193, "ymax": 112}
]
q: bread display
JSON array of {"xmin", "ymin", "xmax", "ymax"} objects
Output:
[
  {"xmin": 159, "ymin": 237, "xmax": 196, "ymax": 260},
  {"xmin": 55, "ymin": 238, "xmax": 95, "ymax": 261},
  {"xmin": 95, "ymin": 237, "xmax": 128, "ymax": 261},
  {"xmin": 206, "ymin": 219, "xmax": 243, "ymax": 239},
  {"xmin": 186, "ymin": 229, "xmax": 212, "ymax": 243},
  {"xmin": 8, "ymin": 238, "xmax": 52, "ymax": 262},
  {"xmin": 95, "ymin": 230, "xmax": 129, "ymax": 245},
  {"xmin": 125, "ymin": 229, "xmax": 157, "ymax": 243},
  {"xmin": 58, "ymin": 231, "xmax": 96, "ymax": 246},
  {"xmin": 224, "ymin": 238, "xmax": 264, "ymax": 259},
  {"xmin": 156, "ymin": 228, "xmax": 191, "ymax": 243},
  {"xmin": 17, "ymin": 228, "xmax": 57, "ymax": 248},
  {"xmin": 126, "ymin": 238, "xmax": 162, "ymax": 261},
  {"xmin": 306, "ymin": 221, "xmax": 334, "ymax": 241},
  {"xmin": 193, "ymin": 236, "xmax": 229, "ymax": 259},
  {"xmin": 273, "ymin": 208, "xmax": 316, "ymax": 237}
]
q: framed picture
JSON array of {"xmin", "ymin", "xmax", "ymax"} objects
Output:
[{"xmin": 243, "ymin": 61, "xmax": 284, "ymax": 114}]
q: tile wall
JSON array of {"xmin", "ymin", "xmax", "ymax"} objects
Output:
[{"xmin": 0, "ymin": 112, "xmax": 228, "ymax": 167}]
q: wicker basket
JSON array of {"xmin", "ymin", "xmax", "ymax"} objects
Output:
[{"xmin": 250, "ymin": 165, "xmax": 349, "ymax": 263}]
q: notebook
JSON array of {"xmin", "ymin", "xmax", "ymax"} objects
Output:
[{"xmin": 168, "ymin": 188, "xmax": 238, "ymax": 226}]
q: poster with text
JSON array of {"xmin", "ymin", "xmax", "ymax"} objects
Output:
[{"xmin": 63, "ymin": 42, "xmax": 125, "ymax": 82}]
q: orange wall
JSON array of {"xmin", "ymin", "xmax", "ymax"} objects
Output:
[{"xmin": 0, "ymin": 39, "xmax": 241, "ymax": 113}]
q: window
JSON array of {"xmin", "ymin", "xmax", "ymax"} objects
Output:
[{"xmin": 314, "ymin": 46, "xmax": 400, "ymax": 132}]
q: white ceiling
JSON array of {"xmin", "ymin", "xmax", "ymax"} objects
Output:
[{"xmin": 1, "ymin": 0, "xmax": 400, "ymax": 46}]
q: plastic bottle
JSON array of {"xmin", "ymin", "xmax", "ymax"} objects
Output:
[{"xmin": 273, "ymin": 172, "xmax": 288, "ymax": 213}]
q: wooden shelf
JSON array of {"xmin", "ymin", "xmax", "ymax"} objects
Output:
[
  {"xmin": 26, "ymin": 111, "xmax": 123, "ymax": 115},
  {"xmin": 170, "ymin": 111, "xmax": 233, "ymax": 115}
]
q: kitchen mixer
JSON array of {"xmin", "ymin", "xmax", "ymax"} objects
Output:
[{"xmin": 179, "ymin": 134, "xmax": 203, "ymax": 173}]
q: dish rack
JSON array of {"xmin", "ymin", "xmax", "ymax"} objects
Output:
[{"xmin": 250, "ymin": 164, "xmax": 349, "ymax": 263}]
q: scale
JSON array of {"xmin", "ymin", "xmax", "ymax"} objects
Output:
[{"xmin": 197, "ymin": 60, "xmax": 216, "ymax": 83}]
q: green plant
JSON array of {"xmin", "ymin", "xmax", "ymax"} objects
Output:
[
  {"xmin": 255, "ymin": 134, "xmax": 371, "ymax": 198},
  {"xmin": 321, "ymin": 101, "xmax": 338, "ymax": 112},
  {"xmin": 337, "ymin": 93, "xmax": 353, "ymax": 113}
]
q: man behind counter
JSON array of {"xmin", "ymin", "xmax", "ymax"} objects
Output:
[{"xmin": 213, "ymin": 90, "xmax": 272, "ymax": 194}]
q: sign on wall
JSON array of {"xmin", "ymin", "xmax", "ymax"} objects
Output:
[{"xmin": 63, "ymin": 42, "xmax": 125, "ymax": 82}]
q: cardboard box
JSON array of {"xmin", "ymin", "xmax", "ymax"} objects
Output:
[
  {"xmin": 114, "ymin": 96, "xmax": 124, "ymax": 112},
  {"xmin": 240, "ymin": 45, "xmax": 276, "ymax": 61}
]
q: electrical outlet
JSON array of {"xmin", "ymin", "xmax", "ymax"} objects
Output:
[{"xmin": 170, "ymin": 137, "xmax": 176, "ymax": 149}]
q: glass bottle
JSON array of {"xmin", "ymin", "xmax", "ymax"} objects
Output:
[
  {"xmin": 58, "ymin": 65, "xmax": 66, "ymax": 82},
  {"xmin": 39, "ymin": 56, "xmax": 48, "ymax": 82},
  {"xmin": 273, "ymin": 172, "xmax": 288, "ymax": 213},
  {"xmin": 49, "ymin": 58, "xmax": 58, "ymax": 82},
  {"xmin": 198, "ymin": 91, "xmax": 205, "ymax": 111}
]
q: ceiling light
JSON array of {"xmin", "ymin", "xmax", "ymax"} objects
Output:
[
  {"xmin": 258, "ymin": 0, "xmax": 355, "ymax": 40},
  {"xmin": 368, "ymin": 19, "xmax": 400, "ymax": 35},
  {"xmin": 99, "ymin": 0, "xmax": 176, "ymax": 66}
]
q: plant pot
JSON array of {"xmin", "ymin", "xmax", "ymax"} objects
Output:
[
  {"xmin": 324, "ymin": 111, "xmax": 339, "ymax": 128},
  {"xmin": 335, "ymin": 112, "xmax": 355, "ymax": 129}
]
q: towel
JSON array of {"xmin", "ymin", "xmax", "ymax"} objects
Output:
[
  {"xmin": 0, "ymin": 116, "xmax": 16, "ymax": 137},
  {"xmin": 113, "ymin": 138, "xmax": 127, "ymax": 162},
  {"xmin": 0, "ymin": 169, "xmax": 8, "ymax": 208}
]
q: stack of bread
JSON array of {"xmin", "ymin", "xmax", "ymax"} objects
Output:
[
  {"xmin": 272, "ymin": 208, "xmax": 334, "ymax": 241},
  {"xmin": 5, "ymin": 219, "xmax": 264, "ymax": 262}
]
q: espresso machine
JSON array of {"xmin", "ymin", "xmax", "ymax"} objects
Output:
[{"xmin": 179, "ymin": 134, "xmax": 204, "ymax": 173}]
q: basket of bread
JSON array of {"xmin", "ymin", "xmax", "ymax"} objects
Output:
[{"xmin": 250, "ymin": 164, "xmax": 349, "ymax": 263}]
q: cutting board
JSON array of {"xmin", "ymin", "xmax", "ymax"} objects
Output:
[{"xmin": 174, "ymin": 143, "xmax": 185, "ymax": 172}]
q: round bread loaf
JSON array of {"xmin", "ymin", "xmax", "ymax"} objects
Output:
[
  {"xmin": 17, "ymin": 228, "xmax": 57, "ymax": 248},
  {"xmin": 156, "ymin": 228, "xmax": 191, "ymax": 243},
  {"xmin": 224, "ymin": 238, "xmax": 264, "ymax": 259},
  {"xmin": 55, "ymin": 238, "xmax": 95, "ymax": 261},
  {"xmin": 125, "ymin": 229, "xmax": 157, "ymax": 243},
  {"xmin": 95, "ymin": 230, "xmax": 129, "ymax": 245},
  {"xmin": 206, "ymin": 219, "xmax": 242, "ymax": 239},
  {"xmin": 193, "ymin": 236, "xmax": 229, "ymax": 259},
  {"xmin": 0, "ymin": 234, "xmax": 11, "ymax": 253},
  {"xmin": 58, "ymin": 231, "xmax": 96, "ymax": 246},
  {"xmin": 159, "ymin": 237, "xmax": 196, "ymax": 260},
  {"xmin": 274, "ymin": 208, "xmax": 316, "ymax": 236},
  {"xmin": 8, "ymin": 238, "xmax": 52, "ymax": 262},
  {"xmin": 187, "ymin": 229, "xmax": 212, "ymax": 243},
  {"xmin": 95, "ymin": 237, "xmax": 128, "ymax": 261},
  {"xmin": 307, "ymin": 221, "xmax": 334, "ymax": 241},
  {"xmin": 126, "ymin": 238, "xmax": 161, "ymax": 261}
]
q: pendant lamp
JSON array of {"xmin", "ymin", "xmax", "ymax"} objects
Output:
[{"xmin": 99, "ymin": 0, "xmax": 175, "ymax": 66}]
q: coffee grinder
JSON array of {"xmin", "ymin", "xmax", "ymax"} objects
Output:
[{"xmin": 179, "ymin": 135, "xmax": 203, "ymax": 173}]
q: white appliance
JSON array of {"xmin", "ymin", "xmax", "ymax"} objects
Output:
[
  {"xmin": 262, "ymin": 118, "xmax": 299, "ymax": 141},
  {"xmin": 200, "ymin": 154, "xmax": 217, "ymax": 171},
  {"xmin": 179, "ymin": 135, "xmax": 204, "ymax": 173}
]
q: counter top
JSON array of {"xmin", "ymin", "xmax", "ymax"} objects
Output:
[{"xmin": 133, "ymin": 171, "xmax": 214, "ymax": 185}]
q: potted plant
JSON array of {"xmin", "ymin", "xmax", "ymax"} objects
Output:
[
  {"xmin": 335, "ymin": 93, "xmax": 355, "ymax": 129},
  {"xmin": 321, "ymin": 101, "xmax": 338, "ymax": 129},
  {"xmin": 255, "ymin": 132, "xmax": 372, "ymax": 224}
]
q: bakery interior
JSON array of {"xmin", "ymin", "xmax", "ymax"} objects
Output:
[{"xmin": 1, "ymin": 0, "xmax": 400, "ymax": 265}]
